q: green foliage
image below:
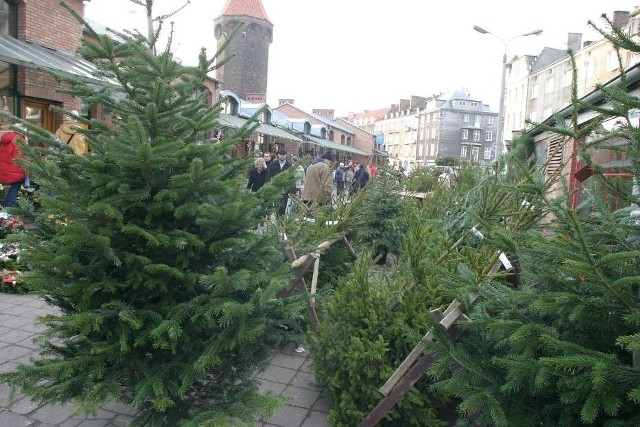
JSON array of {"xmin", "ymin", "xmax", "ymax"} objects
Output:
[
  {"xmin": 403, "ymin": 165, "xmax": 440, "ymax": 193},
  {"xmin": 436, "ymin": 157, "xmax": 460, "ymax": 167},
  {"xmin": 0, "ymin": 4, "xmax": 302, "ymax": 425},
  {"xmin": 351, "ymin": 174, "xmax": 408, "ymax": 264},
  {"xmin": 507, "ymin": 133, "xmax": 536, "ymax": 164},
  {"xmin": 422, "ymin": 21, "xmax": 640, "ymax": 426},
  {"xmin": 308, "ymin": 252, "xmax": 449, "ymax": 426}
]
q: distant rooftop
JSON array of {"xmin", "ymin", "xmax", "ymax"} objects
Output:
[{"xmin": 216, "ymin": 0, "xmax": 272, "ymax": 24}]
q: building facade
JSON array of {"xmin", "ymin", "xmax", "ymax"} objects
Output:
[
  {"xmin": 0, "ymin": 0, "xmax": 87, "ymax": 134},
  {"xmin": 214, "ymin": 0, "xmax": 273, "ymax": 103},
  {"xmin": 372, "ymin": 96, "xmax": 426, "ymax": 172},
  {"xmin": 416, "ymin": 89, "xmax": 498, "ymax": 167},
  {"xmin": 504, "ymin": 10, "xmax": 639, "ymax": 144}
]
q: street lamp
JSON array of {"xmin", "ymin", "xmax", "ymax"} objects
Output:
[{"xmin": 473, "ymin": 25, "xmax": 542, "ymax": 159}]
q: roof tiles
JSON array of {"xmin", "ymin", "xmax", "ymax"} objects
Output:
[{"xmin": 217, "ymin": 0, "xmax": 271, "ymax": 23}]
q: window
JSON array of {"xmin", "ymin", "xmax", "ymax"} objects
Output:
[
  {"xmin": 563, "ymin": 70, "xmax": 572, "ymax": 87},
  {"xmin": 430, "ymin": 128, "xmax": 436, "ymax": 138},
  {"xmin": 529, "ymin": 111, "xmax": 538, "ymax": 123},
  {"xmin": 545, "ymin": 77, "xmax": 555, "ymax": 93},
  {"xmin": 484, "ymin": 147, "xmax": 492, "ymax": 160},
  {"xmin": 471, "ymin": 101, "xmax": 479, "ymax": 107},
  {"xmin": 607, "ymin": 50, "xmax": 618, "ymax": 71},
  {"xmin": 463, "ymin": 113, "xmax": 470, "ymax": 123},
  {"xmin": 460, "ymin": 145, "xmax": 468, "ymax": 158},
  {"xmin": 531, "ymin": 83, "xmax": 539, "ymax": 99},
  {"xmin": 462, "ymin": 129, "xmax": 468, "ymax": 139},
  {"xmin": 471, "ymin": 147, "xmax": 479, "ymax": 162},
  {"xmin": 474, "ymin": 115, "xmax": 481, "ymax": 128},
  {"xmin": 584, "ymin": 60, "xmax": 594, "ymax": 78},
  {"xmin": 430, "ymin": 144, "xmax": 436, "ymax": 156},
  {"xmin": 485, "ymin": 131, "xmax": 493, "ymax": 141},
  {"xmin": 460, "ymin": 101, "xmax": 467, "ymax": 107},
  {"xmin": 473, "ymin": 130, "xmax": 480, "ymax": 142},
  {"xmin": 0, "ymin": 0, "xmax": 14, "ymax": 35},
  {"xmin": 543, "ymin": 107, "xmax": 553, "ymax": 119},
  {"xmin": 487, "ymin": 116, "xmax": 494, "ymax": 125}
]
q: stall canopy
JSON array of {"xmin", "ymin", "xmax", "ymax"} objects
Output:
[
  {"xmin": 218, "ymin": 113, "xmax": 302, "ymax": 142},
  {"xmin": 304, "ymin": 134, "xmax": 368, "ymax": 156},
  {"xmin": 0, "ymin": 34, "xmax": 115, "ymax": 86}
]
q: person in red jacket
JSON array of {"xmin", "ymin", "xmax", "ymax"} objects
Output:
[{"xmin": 0, "ymin": 131, "xmax": 26, "ymax": 207}]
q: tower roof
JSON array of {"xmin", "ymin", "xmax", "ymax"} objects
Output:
[{"xmin": 216, "ymin": 0, "xmax": 272, "ymax": 24}]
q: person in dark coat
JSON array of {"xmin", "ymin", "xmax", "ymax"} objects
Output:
[
  {"xmin": 246, "ymin": 157, "xmax": 268, "ymax": 191},
  {"xmin": 0, "ymin": 131, "xmax": 26, "ymax": 207},
  {"xmin": 334, "ymin": 162, "xmax": 346, "ymax": 195},
  {"xmin": 352, "ymin": 162, "xmax": 370, "ymax": 193},
  {"xmin": 266, "ymin": 147, "xmax": 292, "ymax": 215},
  {"xmin": 262, "ymin": 151, "xmax": 273, "ymax": 168}
]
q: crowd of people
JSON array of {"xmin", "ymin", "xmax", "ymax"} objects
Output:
[{"xmin": 246, "ymin": 148, "xmax": 380, "ymax": 218}]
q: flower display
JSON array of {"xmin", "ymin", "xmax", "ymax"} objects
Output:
[
  {"xmin": 0, "ymin": 210, "xmax": 26, "ymax": 292},
  {"xmin": 0, "ymin": 211, "xmax": 25, "ymax": 239}
]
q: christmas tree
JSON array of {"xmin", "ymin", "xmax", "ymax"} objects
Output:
[
  {"xmin": 425, "ymin": 16, "xmax": 640, "ymax": 426},
  {"xmin": 0, "ymin": 1, "xmax": 303, "ymax": 425}
]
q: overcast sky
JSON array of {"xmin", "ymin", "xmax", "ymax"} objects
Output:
[{"xmin": 84, "ymin": 0, "xmax": 639, "ymax": 116}]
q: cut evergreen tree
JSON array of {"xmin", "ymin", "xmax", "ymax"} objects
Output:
[
  {"xmin": 424, "ymin": 16, "xmax": 640, "ymax": 426},
  {"xmin": 0, "ymin": 1, "xmax": 304, "ymax": 425}
]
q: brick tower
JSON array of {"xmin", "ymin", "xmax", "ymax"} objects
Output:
[{"xmin": 214, "ymin": 0, "xmax": 273, "ymax": 103}]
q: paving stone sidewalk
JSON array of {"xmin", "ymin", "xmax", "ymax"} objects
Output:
[{"xmin": 0, "ymin": 293, "xmax": 331, "ymax": 427}]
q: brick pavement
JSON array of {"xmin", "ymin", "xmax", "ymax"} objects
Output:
[{"xmin": 0, "ymin": 293, "xmax": 331, "ymax": 427}]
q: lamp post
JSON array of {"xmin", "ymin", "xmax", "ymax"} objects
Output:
[{"xmin": 473, "ymin": 25, "xmax": 542, "ymax": 159}]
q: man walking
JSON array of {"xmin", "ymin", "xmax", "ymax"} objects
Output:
[
  {"xmin": 302, "ymin": 151, "xmax": 334, "ymax": 207},
  {"xmin": 267, "ymin": 147, "xmax": 292, "ymax": 215}
]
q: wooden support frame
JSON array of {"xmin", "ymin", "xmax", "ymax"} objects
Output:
[
  {"xmin": 360, "ymin": 299, "xmax": 469, "ymax": 426},
  {"xmin": 278, "ymin": 235, "xmax": 359, "ymax": 329},
  {"xmin": 362, "ymin": 259, "xmax": 506, "ymax": 426}
]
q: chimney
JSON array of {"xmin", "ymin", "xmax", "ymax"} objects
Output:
[
  {"xmin": 612, "ymin": 11, "xmax": 630, "ymax": 29},
  {"xmin": 567, "ymin": 32, "xmax": 582, "ymax": 52}
]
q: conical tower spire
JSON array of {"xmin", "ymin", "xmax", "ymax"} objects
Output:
[{"xmin": 216, "ymin": 0, "xmax": 272, "ymax": 24}]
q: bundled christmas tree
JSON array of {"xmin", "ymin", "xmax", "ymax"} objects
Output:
[{"xmin": 0, "ymin": 1, "xmax": 303, "ymax": 425}]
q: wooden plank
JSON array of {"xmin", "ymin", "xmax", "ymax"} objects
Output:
[
  {"xmin": 363, "ymin": 307, "xmax": 450, "ymax": 427},
  {"xmin": 394, "ymin": 190, "xmax": 432, "ymax": 199},
  {"xmin": 361, "ymin": 353, "xmax": 438, "ymax": 426},
  {"xmin": 310, "ymin": 257, "xmax": 320, "ymax": 307},
  {"xmin": 342, "ymin": 235, "xmax": 358, "ymax": 259},
  {"xmin": 379, "ymin": 300, "xmax": 462, "ymax": 396},
  {"xmin": 277, "ymin": 244, "xmax": 319, "ymax": 328},
  {"xmin": 291, "ymin": 238, "xmax": 340, "ymax": 269}
]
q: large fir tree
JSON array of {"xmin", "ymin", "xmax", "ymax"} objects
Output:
[{"xmin": 0, "ymin": 1, "xmax": 303, "ymax": 425}]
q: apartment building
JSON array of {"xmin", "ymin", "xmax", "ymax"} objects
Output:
[
  {"xmin": 528, "ymin": 9, "xmax": 640, "ymax": 209},
  {"xmin": 371, "ymin": 96, "xmax": 426, "ymax": 172},
  {"xmin": 416, "ymin": 89, "xmax": 498, "ymax": 167},
  {"xmin": 504, "ymin": 10, "xmax": 639, "ymax": 142}
]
